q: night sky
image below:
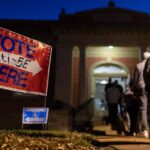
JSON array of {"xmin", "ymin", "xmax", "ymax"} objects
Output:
[{"xmin": 0, "ymin": 0, "xmax": 150, "ymax": 20}]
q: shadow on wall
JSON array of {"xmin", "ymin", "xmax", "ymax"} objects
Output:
[
  {"xmin": 0, "ymin": 89, "xmax": 45, "ymax": 129},
  {"xmin": 0, "ymin": 88, "xmax": 94, "ymax": 131},
  {"xmin": 48, "ymin": 98, "xmax": 94, "ymax": 131}
]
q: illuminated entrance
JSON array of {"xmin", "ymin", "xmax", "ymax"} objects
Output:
[{"xmin": 91, "ymin": 63, "xmax": 129, "ymax": 121}]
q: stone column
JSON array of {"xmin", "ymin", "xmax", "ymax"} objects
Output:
[
  {"xmin": 78, "ymin": 45, "xmax": 86, "ymax": 105},
  {"xmin": 54, "ymin": 44, "xmax": 73, "ymax": 105}
]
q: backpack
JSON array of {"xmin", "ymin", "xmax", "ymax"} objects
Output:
[{"xmin": 143, "ymin": 56, "xmax": 150, "ymax": 91}]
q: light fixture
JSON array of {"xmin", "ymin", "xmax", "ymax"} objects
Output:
[
  {"xmin": 108, "ymin": 45, "xmax": 113, "ymax": 49},
  {"xmin": 121, "ymin": 70, "xmax": 125, "ymax": 73}
]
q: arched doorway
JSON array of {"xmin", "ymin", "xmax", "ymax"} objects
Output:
[{"xmin": 90, "ymin": 62, "xmax": 129, "ymax": 123}]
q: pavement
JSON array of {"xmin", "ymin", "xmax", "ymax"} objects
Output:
[
  {"xmin": 96, "ymin": 136, "xmax": 150, "ymax": 150},
  {"xmin": 92, "ymin": 125, "xmax": 150, "ymax": 150}
]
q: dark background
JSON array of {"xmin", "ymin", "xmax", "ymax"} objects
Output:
[{"xmin": 0, "ymin": 0, "xmax": 150, "ymax": 20}]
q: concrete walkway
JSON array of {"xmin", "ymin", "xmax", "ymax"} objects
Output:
[
  {"xmin": 93, "ymin": 125, "xmax": 150, "ymax": 150},
  {"xmin": 96, "ymin": 136, "xmax": 150, "ymax": 149}
]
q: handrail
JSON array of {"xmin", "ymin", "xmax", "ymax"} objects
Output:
[{"xmin": 72, "ymin": 98, "xmax": 94, "ymax": 131}]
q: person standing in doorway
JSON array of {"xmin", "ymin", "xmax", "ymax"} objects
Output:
[{"xmin": 105, "ymin": 79, "xmax": 123, "ymax": 133}]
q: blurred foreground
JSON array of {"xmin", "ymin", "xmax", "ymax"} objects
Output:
[
  {"xmin": 0, "ymin": 130, "xmax": 104, "ymax": 150},
  {"xmin": 0, "ymin": 128, "xmax": 150, "ymax": 150}
]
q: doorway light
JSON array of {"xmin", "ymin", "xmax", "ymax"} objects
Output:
[
  {"xmin": 100, "ymin": 80, "xmax": 108, "ymax": 84},
  {"xmin": 108, "ymin": 45, "xmax": 114, "ymax": 49},
  {"xmin": 121, "ymin": 70, "xmax": 125, "ymax": 73}
]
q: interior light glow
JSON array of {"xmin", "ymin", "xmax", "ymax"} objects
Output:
[
  {"xmin": 100, "ymin": 80, "xmax": 108, "ymax": 84},
  {"xmin": 108, "ymin": 45, "xmax": 113, "ymax": 49}
]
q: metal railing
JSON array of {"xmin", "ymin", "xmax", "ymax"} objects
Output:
[{"xmin": 72, "ymin": 98, "xmax": 94, "ymax": 131}]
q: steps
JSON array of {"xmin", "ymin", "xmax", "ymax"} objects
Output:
[{"xmin": 93, "ymin": 125, "xmax": 118, "ymax": 135}]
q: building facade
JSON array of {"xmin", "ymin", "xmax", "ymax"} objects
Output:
[{"xmin": 0, "ymin": 2, "xmax": 150, "ymax": 130}]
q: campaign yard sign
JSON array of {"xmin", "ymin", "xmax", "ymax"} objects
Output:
[
  {"xmin": 22, "ymin": 107, "xmax": 49, "ymax": 124},
  {"xmin": 0, "ymin": 27, "xmax": 52, "ymax": 96}
]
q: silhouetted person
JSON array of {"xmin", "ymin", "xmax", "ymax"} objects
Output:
[
  {"xmin": 105, "ymin": 78, "xmax": 113, "ymax": 93},
  {"xmin": 105, "ymin": 79, "xmax": 123, "ymax": 133},
  {"xmin": 143, "ymin": 54, "xmax": 150, "ymax": 128},
  {"xmin": 124, "ymin": 79, "xmax": 138, "ymax": 135}
]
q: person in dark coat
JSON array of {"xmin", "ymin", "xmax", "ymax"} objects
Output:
[
  {"xmin": 105, "ymin": 79, "xmax": 123, "ymax": 133},
  {"xmin": 124, "ymin": 79, "xmax": 138, "ymax": 135}
]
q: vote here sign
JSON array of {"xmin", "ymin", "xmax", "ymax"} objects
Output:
[{"xmin": 0, "ymin": 27, "xmax": 52, "ymax": 96}]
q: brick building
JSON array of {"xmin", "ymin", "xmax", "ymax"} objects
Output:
[{"xmin": 0, "ymin": 1, "xmax": 150, "ymax": 130}]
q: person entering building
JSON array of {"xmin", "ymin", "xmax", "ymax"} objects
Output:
[
  {"xmin": 124, "ymin": 79, "xmax": 138, "ymax": 136},
  {"xmin": 105, "ymin": 79, "xmax": 124, "ymax": 134},
  {"xmin": 133, "ymin": 52, "xmax": 150, "ymax": 138}
]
